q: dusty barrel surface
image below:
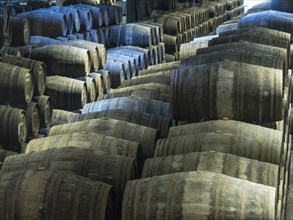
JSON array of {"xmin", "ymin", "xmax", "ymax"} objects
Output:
[
  {"xmin": 82, "ymin": 96, "xmax": 171, "ymax": 118},
  {"xmin": 51, "ymin": 109, "xmax": 79, "ymax": 126},
  {"xmin": 33, "ymin": 95, "xmax": 52, "ymax": 128},
  {"xmin": 0, "ymin": 169, "xmax": 114, "ymax": 220},
  {"xmin": 30, "ymin": 44, "xmax": 91, "ymax": 77},
  {"xmin": 2, "ymin": 55, "xmax": 46, "ymax": 96},
  {"xmin": 142, "ymin": 151, "xmax": 279, "ymax": 187},
  {"xmin": 0, "ymin": 62, "xmax": 33, "ymax": 105},
  {"xmin": 46, "ymin": 76, "xmax": 87, "ymax": 110},
  {"xmin": 0, "ymin": 105, "xmax": 27, "ymax": 150},
  {"xmin": 16, "ymin": 10, "xmax": 67, "ymax": 37},
  {"xmin": 2, "ymin": 147, "xmax": 138, "ymax": 216},
  {"xmin": 154, "ymin": 132, "xmax": 283, "ymax": 165},
  {"xmin": 122, "ymin": 171, "xmax": 276, "ymax": 220},
  {"xmin": 71, "ymin": 109, "xmax": 172, "ymax": 138},
  {"xmin": 24, "ymin": 132, "xmax": 143, "ymax": 171},
  {"xmin": 48, "ymin": 118, "xmax": 159, "ymax": 160},
  {"xmin": 171, "ymin": 61, "xmax": 283, "ymax": 124}
]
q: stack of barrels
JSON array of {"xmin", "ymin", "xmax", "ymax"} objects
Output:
[{"xmin": 148, "ymin": 0, "xmax": 244, "ymax": 61}]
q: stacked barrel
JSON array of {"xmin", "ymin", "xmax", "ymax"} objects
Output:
[{"xmin": 148, "ymin": 0, "xmax": 244, "ymax": 61}]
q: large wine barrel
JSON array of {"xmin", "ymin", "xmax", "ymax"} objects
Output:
[
  {"xmin": 98, "ymin": 89, "xmax": 169, "ymax": 103},
  {"xmin": 46, "ymin": 76, "xmax": 87, "ymax": 110},
  {"xmin": 77, "ymin": 76, "xmax": 97, "ymax": 102},
  {"xmin": 2, "ymin": 55, "xmax": 46, "ymax": 96},
  {"xmin": 171, "ymin": 61, "xmax": 283, "ymax": 124},
  {"xmin": 121, "ymin": 71, "xmax": 171, "ymax": 87},
  {"xmin": 33, "ymin": 95, "xmax": 52, "ymax": 128},
  {"xmin": 168, "ymin": 119, "xmax": 283, "ymax": 144},
  {"xmin": 51, "ymin": 109, "xmax": 79, "ymax": 126},
  {"xmin": 64, "ymin": 39, "xmax": 99, "ymax": 72},
  {"xmin": 142, "ymin": 151, "xmax": 279, "ymax": 188},
  {"xmin": 71, "ymin": 109, "xmax": 171, "ymax": 138},
  {"xmin": 0, "ymin": 169, "xmax": 114, "ymax": 220},
  {"xmin": 122, "ymin": 171, "xmax": 276, "ymax": 220},
  {"xmin": 16, "ymin": 10, "xmax": 67, "ymax": 37},
  {"xmin": 0, "ymin": 62, "xmax": 33, "ymax": 105},
  {"xmin": 48, "ymin": 118, "xmax": 159, "ymax": 160},
  {"xmin": 24, "ymin": 132, "xmax": 143, "ymax": 172},
  {"xmin": 82, "ymin": 96, "xmax": 171, "ymax": 118},
  {"xmin": 30, "ymin": 44, "xmax": 91, "ymax": 77},
  {"xmin": 8, "ymin": 16, "xmax": 31, "ymax": 47},
  {"xmin": 0, "ymin": 105, "xmax": 27, "ymax": 150},
  {"xmin": 154, "ymin": 132, "xmax": 282, "ymax": 165},
  {"xmin": 2, "ymin": 147, "xmax": 138, "ymax": 219}
]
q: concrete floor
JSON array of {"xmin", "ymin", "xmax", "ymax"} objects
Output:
[{"xmin": 286, "ymin": 150, "xmax": 293, "ymax": 220}]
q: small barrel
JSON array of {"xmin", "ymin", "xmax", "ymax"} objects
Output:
[
  {"xmin": 33, "ymin": 95, "xmax": 52, "ymax": 128},
  {"xmin": 171, "ymin": 61, "xmax": 283, "ymax": 124},
  {"xmin": 89, "ymin": 71, "xmax": 111, "ymax": 95},
  {"xmin": 2, "ymin": 147, "xmax": 138, "ymax": 219},
  {"xmin": 107, "ymin": 53, "xmax": 137, "ymax": 78},
  {"xmin": 142, "ymin": 151, "xmax": 279, "ymax": 188},
  {"xmin": 77, "ymin": 76, "xmax": 97, "ymax": 102},
  {"xmin": 67, "ymin": 6, "xmax": 93, "ymax": 31},
  {"xmin": 0, "ymin": 62, "xmax": 33, "ymax": 105},
  {"xmin": 98, "ymin": 89, "xmax": 169, "ymax": 103},
  {"xmin": 71, "ymin": 109, "xmax": 172, "ymax": 138},
  {"xmin": 0, "ymin": 169, "xmax": 114, "ymax": 220},
  {"xmin": 82, "ymin": 96, "xmax": 171, "ymax": 118},
  {"xmin": 105, "ymin": 60, "xmax": 126, "ymax": 88},
  {"xmin": 0, "ymin": 105, "xmax": 27, "ymax": 150},
  {"xmin": 51, "ymin": 109, "xmax": 79, "ymax": 126},
  {"xmin": 121, "ymin": 71, "xmax": 171, "ymax": 87},
  {"xmin": 122, "ymin": 171, "xmax": 276, "ymax": 220},
  {"xmin": 48, "ymin": 118, "xmax": 159, "ymax": 160},
  {"xmin": 8, "ymin": 16, "xmax": 31, "ymax": 47},
  {"xmin": 73, "ymin": 4, "xmax": 104, "ymax": 28},
  {"xmin": 64, "ymin": 39, "xmax": 99, "ymax": 72},
  {"xmin": 24, "ymin": 132, "xmax": 143, "ymax": 172},
  {"xmin": 30, "ymin": 36, "xmax": 61, "ymax": 48},
  {"xmin": 2, "ymin": 55, "xmax": 46, "ymax": 96},
  {"xmin": 16, "ymin": 10, "xmax": 67, "ymax": 37},
  {"xmin": 46, "ymin": 76, "xmax": 87, "ymax": 110},
  {"xmin": 30, "ymin": 44, "xmax": 91, "ymax": 78},
  {"xmin": 155, "ymin": 132, "xmax": 282, "ymax": 165},
  {"xmin": 0, "ymin": 149, "xmax": 17, "ymax": 167},
  {"xmin": 96, "ymin": 4, "xmax": 120, "ymax": 25}
]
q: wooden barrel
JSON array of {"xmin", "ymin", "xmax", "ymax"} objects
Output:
[
  {"xmin": 121, "ymin": 71, "xmax": 171, "ymax": 87},
  {"xmin": 171, "ymin": 61, "xmax": 283, "ymax": 124},
  {"xmin": 179, "ymin": 40, "xmax": 209, "ymax": 60},
  {"xmin": 238, "ymin": 11, "xmax": 293, "ymax": 35},
  {"xmin": 181, "ymin": 49, "xmax": 285, "ymax": 81},
  {"xmin": 71, "ymin": 109, "xmax": 171, "ymax": 138},
  {"xmin": 142, "ymin": 151, "xmax": 279, "ymax": 188},
  {"xmin": 98, "ymin": 89, "xmax": 169, "ymax": 103},
  {"xmin": 29, "ymin": 36, "xmax": 61, "ymax": 47},
  {"xmin": 67, "ymin": 6, "xmax": 92, "ymax": 31},
  {"xmin": 16, "ymin": 10, "xmax": 67, "ymax": 37},
  {"xmin": 138, "ymin": 61, "xmax": 180, "ymax": 76},
  {"xmin": 82, "ymin": 96, "xmax": 171, "ymax": 118},
  {"xmin": 0, "ymin": 15, "xmax": 12, "ymax": 47},
  {"xmin": 30, "ymin": 44, "xmax": 91, "ymax": 78},
  {"xmin": 0, "ymin": 169, "xmax": 114, "ymax": 220},
  {"xmin": 109, "ymin": 24, "xmax": 152, "ymax": 47},
  {"xmin": 46, "ymin": 76, "xmax": 87, "ymax": 110},
  {"xmin": 24, "ymin": 132, "xmax": 143, "ymax": 172},
  {"xmin": 105, "ymin": 60, "xmax": 126, "ymax": 88},
  {"xmin": 8, "ymin": 16, "xmax": 30, "ymax": 47},
  {"xmin": 2, "ymin": 55, "xmax": 46, "ymax": 96},
  {"xmin": 90, "ymin": 29, "xmax": 98, "ymax": 42},
  {"xmin": 107, "ymin": 53, "xmax": 137, "ymax": 77},
  {"xmin": 0, "ymin": 62, "xmax": 33, "ymax": 105},
  {"xmin": 75, "ymin": 4, "xmax": 107, "ymax": 27},
  {"xmin": 2, "ymin": 147, "xmax": 138, "ymax": 217},
  {"xmin": 107, "ymin": 54, "xmax": 133, "ymax": 79},
  {"xmin": 48, "ymin": 118, "xmax": 159, "ymax": 160},
  {"xmin": 33, "ymin": 95, "xmax": 52, "ymax": 128},
  {"xmin": 120, "ymin": 46, "xmax": 150, "ymax": 69},
  {"xmin": 50, "ymin": 6, "xmax": 81, "ymax": 32},
  {"xmin": 110, "ymin": 82, "xmax": 170, "ymax": 97},
  {"xmin": 51, "ymin": 109, "xmax": 79, "ymax": 126},
  {"xmin": 155, "ymin": 132, "xmax": 282, "ymax": 165},
  {"xmin": 90, "ymin": 71, "xmax": 111, "ymax": 95},
  {"xmin": 0, "ymin": 105, "xmax": 27, "ymax": 150},
  {"xmin": 122, "ymin": 171, "xmax": 276, "ymax": 220},
  {"xmin": 0, "ymin": 149, "xmax": 17, "ymax": 167},
  {"xmin": 77, "ymin": 76, "xmax": 97, "ymax": 102},
  {"xmin": 20, "ymin": 102, "xmax": 40, "ymax": 137}
]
